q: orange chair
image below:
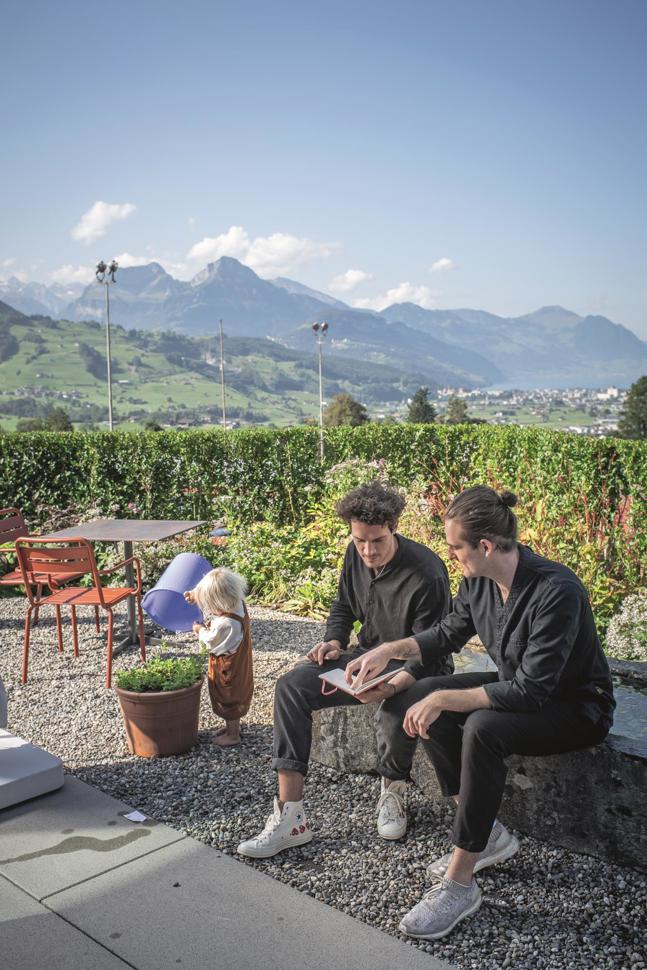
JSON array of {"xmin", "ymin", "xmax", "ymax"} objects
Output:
[
  {"xmin": 15, "ymin": 537, "xmax": 146, "ymax": 688},
  {"xmin": 0, "ymin": 507, "xmax": 45, "ymax": 626},
  {"xmin": 0, "ymin": 507, "xmax": 99, "ymax": 631},
  {"xmin": 1, "ymin": 507, "xmax": 31, "ymax": 587}
]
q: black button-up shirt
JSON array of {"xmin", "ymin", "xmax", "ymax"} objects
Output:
[
  {"xmin": 325, "ymin": 533, "xmax": 453, "ymax": 676},
  {"xmin": 414, "ymin": 544, "xmax": 615, "ymax": 725}
]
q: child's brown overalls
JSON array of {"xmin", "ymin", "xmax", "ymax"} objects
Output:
[{"xmin": 207, "ymin": 605, "xmax": 254, "ymax": 720}]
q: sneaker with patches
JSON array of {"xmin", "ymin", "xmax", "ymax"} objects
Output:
[
  {"xmin": 426, "ymin": 820, "xmax": 519, "ymax": 881},
  {"xmin": 399, "ymin": 877, "xmax": 482, "ymax": 940},
  {"xmin": 236, "ymin": 798, "xmax": 313, "ymax": 859},
  {"xmin": 376, "ymin": 778, "xmax": 407, "ymax": 840}
]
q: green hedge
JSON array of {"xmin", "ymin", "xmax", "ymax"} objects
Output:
[
  {"xmin": 1, "ymin": 425, "xmax": 645, "ymax": 531},
  {"xmin": 1, "ymin": 425, "xmax": 645, "ymax": 636}
]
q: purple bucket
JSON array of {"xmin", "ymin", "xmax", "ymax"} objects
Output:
[{"xmin": 143, "ymin": 553, "xmax": 213, "ymax": 632}]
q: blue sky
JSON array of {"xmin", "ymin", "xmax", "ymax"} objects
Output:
[{"xmin": 2, "ymin": 0, "xmax": 646, "ymax": 336}]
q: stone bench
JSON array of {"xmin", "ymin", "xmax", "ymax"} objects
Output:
[
  {"xmin": 311, "ymin": 702, "xmax": 647, "ymax": 872},
  {"xmin": 0, "ymin": 729, "xmax": 64, "ymax": 811}
]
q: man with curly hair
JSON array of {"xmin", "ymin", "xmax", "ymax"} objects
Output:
[{"xmin": 237, "ymin": 481, "xmax": 452, "ymax": 859}]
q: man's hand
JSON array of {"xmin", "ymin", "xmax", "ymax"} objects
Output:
[
  {"xmin": 306, "ymin": 640, "xmax": 343, "ymax": 665},
  {"xmin": 403, "ymin": 695, "xmax": 442, "ymax": 739},
  {"xmin": 344, "ymin": 643, "xmax": 394, "ymax": 688},
  {"xmin": 356, "ymin": 681, "xmax": 397, "ymax": 705}
]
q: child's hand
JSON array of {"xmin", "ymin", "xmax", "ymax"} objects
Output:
[
  {"xmin": 192, "ymin": 621, "xmax": 204, "ymax": 634},
  {"xmin": 184, "ymin": 590, "xmax": 196, "ymax": 604}
]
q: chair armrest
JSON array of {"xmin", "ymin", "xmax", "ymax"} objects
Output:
[{"xmin": 99, "ymin": 556, "xmax": 142, "ymax": 593}]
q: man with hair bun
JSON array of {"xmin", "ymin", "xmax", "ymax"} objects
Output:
[
  {"xmin": 347, "ymin": 484, "xmax": 615, "ymax": 940},
  {"xmin": 237, "ymin": 480, "xmax": 452, "ymax": 859}
]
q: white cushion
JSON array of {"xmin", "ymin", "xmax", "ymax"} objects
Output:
[{"xmin": 0, "ymin": 729, "xmax": 64, "ymax": 810}]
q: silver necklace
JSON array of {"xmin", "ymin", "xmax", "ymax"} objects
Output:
[{"xmin": 373, "ymin": 538, "xmax": 397, "ymax": 580}]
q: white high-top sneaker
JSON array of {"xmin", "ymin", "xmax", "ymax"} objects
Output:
[
  {"xmin": 376, "ymin": 778, "xmax": 407, "ymax": 840},
  {"xmin": 237, "ymin": 798, "xmax": 313, "ymax": 858}
]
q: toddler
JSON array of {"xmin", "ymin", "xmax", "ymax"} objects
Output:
[{"xmin": 184, "ymin": 567, "xmax": 253, "ymax": 746}]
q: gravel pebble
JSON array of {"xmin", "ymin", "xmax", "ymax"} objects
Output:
[{"xmin": 1, "ymin": 596, "xmax": 645, "ymax": 970}]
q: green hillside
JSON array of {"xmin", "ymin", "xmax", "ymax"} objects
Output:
[{"xmin": 0, "ymin": 304, "xmax": 424, "ymax": 429}]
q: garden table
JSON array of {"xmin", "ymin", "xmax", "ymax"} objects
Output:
[{"xmin": 42, "ymin": 520, "xmax": 205, "ymax": 648}]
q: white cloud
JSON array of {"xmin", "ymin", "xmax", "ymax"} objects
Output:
[
  {"xmin": 113, "ymin": 251, "xmax": 153, "ymax": 268},
  {"xmin": 353, "ymin": 282, "xmax": 439, "ymax": 311},
  {"xmin": 49, "ymin": 264, "xmax": 95, "ymax": 285},
  {"xmin": 329, "ymin": 268, "xmax": 373, "ymax": 294},
  {"xmin": 430, "ymin": 257, "xmax": 455, "ymax": 273},
  {"xmin": 71, "ymin": 201, "xmax": 136, "ymax": 245},
  {"xmin": 186, "ymin": 225, "xmax": 341, "ymax": 277},
  {"xmin": 0, "ymin": 258, "xmax": 28, "ymax": 283},
  {"xmin": 101, "ymin": 251, "xmax": 188, "ymax": 278}
]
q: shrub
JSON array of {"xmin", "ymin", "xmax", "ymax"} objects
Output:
[
  {"xmin": 115, "ymin": 654, "xmax": 203, "ymax": 692},
  {"xmin": 605, "ymin": 593, "xmax": 647, "ymax": 662}
]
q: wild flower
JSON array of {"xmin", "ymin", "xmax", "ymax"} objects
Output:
[{"xmin": 605, "ymin": 593, "xmax": 647, "ymax": 663}]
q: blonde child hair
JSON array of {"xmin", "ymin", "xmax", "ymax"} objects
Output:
[{"xmin": 192, "ymin": 567, "xmax": 248, "ymax": 617}]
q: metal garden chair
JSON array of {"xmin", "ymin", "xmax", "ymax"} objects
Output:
[{"xmin": 15, "ymin": 537, "xmax": 146, "ymax": 688}]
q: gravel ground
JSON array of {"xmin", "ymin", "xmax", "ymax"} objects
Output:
[{"xmin": 1, "ymin": 596, "xmax": 645, "ymax": 970}]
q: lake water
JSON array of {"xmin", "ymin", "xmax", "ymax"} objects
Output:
[{"xmin": 457, "ymin": 648, "xmax": 647, "ymax": 744}]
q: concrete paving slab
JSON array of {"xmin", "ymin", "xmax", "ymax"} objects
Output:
[
  {"xmin": 48, "ymin": 836, "xmax": 452, "ymax": 970},
  {"xmin": 0, "ymin": 875, "xmax": 131, "ymax": 969},
  {"xmin": 0, "ymin": 775, "xmax": 185, "ymax": 900}
]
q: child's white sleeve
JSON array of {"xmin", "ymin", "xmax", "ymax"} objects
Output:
[{"xmin": 199, "ymin": 616, "xmax": 243, "ymax": 656}]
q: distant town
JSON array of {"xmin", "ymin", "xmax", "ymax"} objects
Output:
[
  {"xmin": 380, "ymin": 386, "xmax": 625, "ymax": 436},
  {"xmin": 2, "ymin": 379, "xmax": 626, "ymax": 435}
]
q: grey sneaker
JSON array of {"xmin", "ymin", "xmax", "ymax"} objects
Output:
[
  {"xmin": 376, "ymin": 779, "xmax": 407, "ymax": 840},
  {"xmin": 426, "ymin": 821, "xmax": 519, "ymax": 881},
  {"xmin": 237, "ymin": 798, "xmax": 313, "ymax": 858},
  {"xmin": 399, "ymin": 877, "xmax": 482, "ymax": 940}
]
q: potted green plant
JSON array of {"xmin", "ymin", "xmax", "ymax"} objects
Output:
[{"xmin": 115, "ymin": 654, "xmax": 204, "ymax": 758}]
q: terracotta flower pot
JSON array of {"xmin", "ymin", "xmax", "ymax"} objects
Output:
[{"xmin": 115, "ymin": 677, "xmax": 203, "ymax": 757}]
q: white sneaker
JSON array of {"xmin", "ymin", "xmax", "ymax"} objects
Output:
[
  {"xmin": 426, "ymin": 820, "xmax": 519, "ymax": 881},
  {"xmin": 237, "ymin": 798, "xmax": 313, "ymax": 859},
  {"xmin": 376, "ymin": 779, "xmax": 407, "ymax": 840}
]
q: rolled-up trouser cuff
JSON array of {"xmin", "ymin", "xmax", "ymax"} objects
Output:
[{"xmin": 272, "ymin": 757, "xmax": 309, "ymax": 775}]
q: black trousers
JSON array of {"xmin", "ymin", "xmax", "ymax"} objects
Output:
[
  {"xmin": 272, "ymin": 651, "xmax": 405, "ymax": 776},
  {"xmin": 378, "ymin": 671, "xmax": 610, "ymax": 852}
]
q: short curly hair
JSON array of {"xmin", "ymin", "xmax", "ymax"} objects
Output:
[{"xmin": 335, "ymin": 481, "xmax": 406, "ymax": 532}]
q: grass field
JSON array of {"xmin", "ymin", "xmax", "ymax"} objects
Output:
[{"xmin": 0, "ymin": 315, "xmax": 355, "ymax": 429}]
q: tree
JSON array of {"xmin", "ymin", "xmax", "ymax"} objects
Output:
[
  {"xmin": 618, "ymin": 376, "xmax": 647, "ymax": 439},
  {"xmin": 445, "ymin": 396, "xmax": 469, "ymax": 424},
  {"xmin": 323, "ymin": 393, "xmax": 369, "ymax": 427},
  {"xmin": 46, "ymin": 407, "xmax": 73, "ymax": 432},
  {"xmin": 16, "ymin": 407, "xmax": 73, "ymax": 433},
  {"xmin": 144, "ymin": 420, "xmax": 164, "ymax": 432},
  {"xmin": 407, "ymin": 387, "xmax": 436, "ymax": 423}
]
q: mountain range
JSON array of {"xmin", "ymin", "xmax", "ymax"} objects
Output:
[
  {"xmin": 2, "ymin": 258, "xmax": 646, "ymax": 388},
  {"xmin": 0, "ymin": 299, "xmax": 432, "ymax": 428}
]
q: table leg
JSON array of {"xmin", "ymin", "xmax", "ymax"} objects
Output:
[{"xmin": 114, "ymin": 539, "xmax": 163, "ymax": 655}]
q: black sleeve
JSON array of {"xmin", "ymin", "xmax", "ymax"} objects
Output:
[
  {"xmin": 403, "ymin": 576, "xmax": 452, "ymax": 678},
  {"xmin": 409, "ymin": 580, "xmax": 476, "ymax": 677},
  {"xmin": 323, "ymin": 550, "xmax": 355, "ymax": 649},
  {"xmin": 484, "ymin": 583, "xmax": 584, "ymax": 712}
]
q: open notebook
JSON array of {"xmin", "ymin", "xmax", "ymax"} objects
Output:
[{"xmin": 319, "ymin": 666, "xmax": 405, "ymax": 697}]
